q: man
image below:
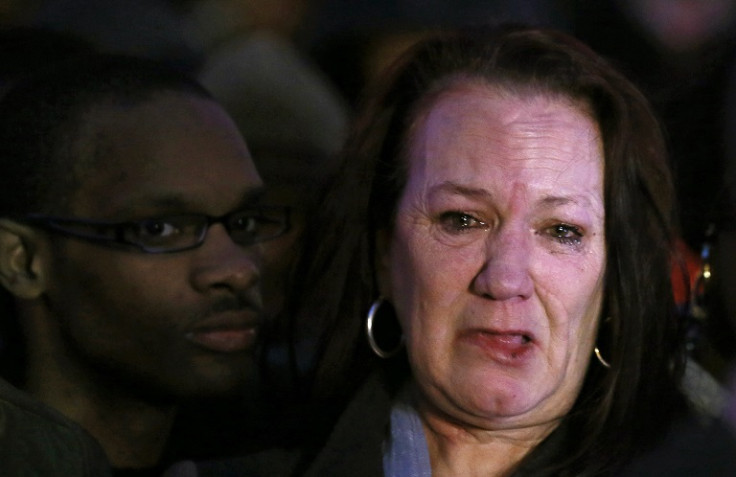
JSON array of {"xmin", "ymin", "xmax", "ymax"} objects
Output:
[{"xmin": 0, "ymin": 54, "xmax": 289, "ymax": 473}]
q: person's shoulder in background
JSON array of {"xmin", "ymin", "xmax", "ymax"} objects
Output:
[{"xmin": 620, "ymin": 368, "xmax": 736, "ymax": 477}]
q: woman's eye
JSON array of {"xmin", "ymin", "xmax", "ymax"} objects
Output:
[
  {"xmin": 547, "ymin": 223, "xmax": 583, "ymax": 245},
  {"xmin": 439, "ymin": 212, "xmax": 487, "ymax": 233}
]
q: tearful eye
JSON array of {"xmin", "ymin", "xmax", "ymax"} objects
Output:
[
  {"xmin": 439, "ymin": 212, "xmax": 488, "ymax": 233},
  {"xmin": 547, "ymin": 223, "xmax": 583, "ymax": 245}
]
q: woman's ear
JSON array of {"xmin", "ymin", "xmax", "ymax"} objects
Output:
[
  {"xmin": 0, "ymin": 219, "xmax": 46, "ymax": 299},
  {"xmin": 374, "ymin": 228, "xmax": 393, "ymax": 298}
]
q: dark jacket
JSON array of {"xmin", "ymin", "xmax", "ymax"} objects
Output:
[
  {"xmin": 186, "ymin": 367, "xmax": 731, "ymax": 477},
  {"xmin": 191, "ymin": 370, "xmax": 574, "ymax": 477},
  {"xmin": 0, "ymin": 377, "xmax": 112, "ymax": 477},
  {"xmin": 193, "ymin": 371, "xmax": 392, "ymax": 477}
]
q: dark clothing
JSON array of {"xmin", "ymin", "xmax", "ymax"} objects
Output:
[
  {"xmin": 113, "ymin": 464, "xmax": 175, "ymax": 477},
  {"xmin": 619, "ymin": 415, "xmax": 736, "ymax": 476},
  {"xmin": 0, "ymin": 377, "xmax": 111, "ymax": 477},
  {"xmin": 194, "ymin": 371, "xmax": 391, "ymax": 477},
  {"xmin": 191, "ymin": 371, "xmax": 578, "ymax": 477},
  {"xmin": 186, "ymin": 367, "xmax": 731, "ymax": 477}
]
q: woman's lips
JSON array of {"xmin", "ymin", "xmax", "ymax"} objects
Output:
[{"xmin": 459, "ymin": 329, "xmax": 534, "ymax": 364}]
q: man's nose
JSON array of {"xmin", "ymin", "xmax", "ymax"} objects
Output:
[
  {"xmin": 471, "ymin": 225, "xmax": 534, "ymax": 301},
  {"xmin": 189, "ymin": 223, "xmax": 261, "ymax": 293}
]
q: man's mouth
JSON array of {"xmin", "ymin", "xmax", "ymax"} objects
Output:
[
  {"xmin": 186, "ymin": 311, "xmax": 261, "ymax": 353},
  {"xmin": 186, "ymin": 326, "xmax": 258, "ymax": 353}
]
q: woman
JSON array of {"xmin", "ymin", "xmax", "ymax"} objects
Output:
[{"xmin": 180, "ymin": 25, "xmax": 692, "ymax": 477}]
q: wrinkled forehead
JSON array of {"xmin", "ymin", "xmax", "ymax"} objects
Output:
[
  {"xmin": 404, "ymin": 79, "xmax": 599, "ymax": 161},
  {"xmin": 407, "ymin": 77, "xmax": 596, "ymax": 149},
  {"xmin": 415, "ymin": 82, "xmax": 601, "ymax": 169}
]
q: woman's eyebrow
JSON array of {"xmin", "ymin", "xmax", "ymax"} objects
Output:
[
  {"xmin": 537, "ymin": 194, "xmax": 601, "ymax": 210},
  {"xmin": 429, "ymin": 182, "xmax": 601, "ymax": 209},
  {"xmin": 429, "ymin": 181, "xmax": 493, "ymax": 199}
]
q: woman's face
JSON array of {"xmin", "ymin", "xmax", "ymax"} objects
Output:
[{"xmin": 377, "ymin": 84, "xmax": 606, "ymax": 431}]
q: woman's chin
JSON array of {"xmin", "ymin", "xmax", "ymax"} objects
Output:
[{"xmin": 424, "ymin": 376, "xmax": 551, "ymax": 429}]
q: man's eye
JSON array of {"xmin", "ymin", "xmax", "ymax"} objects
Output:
[
  {"xmin": 231, "ymin": 215, "xmax": 257, "ymax": 233},
  {"xmin": 547, "ymin": 223, "xmax": 583, "ymax": 245},
  {"xmin": 439, "ymin": 212, "xmax": 487, "ymax": 232},
  {"xmin": 138, "ymin": 219, "xmax": 182, "ymax": 238},
  {"xmin": 228, "ymin": 208, "xmax": 290, "ymax": 244}
]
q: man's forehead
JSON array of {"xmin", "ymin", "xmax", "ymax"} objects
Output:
[
  {"xmin": 80, "ymin": 92, "xmax": 215, "ymax": 139},
  {"xmin": 67, "ymin": 94, "xmax": 261, "ymax": 217},
  {"xmin": 69, "ymin": 157, "xmax": 262, "ymax": 219},
  {"xmin": 77, "ymin": 93, "xmax": 250, "ymax": 167}
]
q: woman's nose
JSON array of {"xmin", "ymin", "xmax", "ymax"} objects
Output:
[
  {"xmin": 471, "ymin": 226, "xmax": 533, "ymax": 300},
  {"xmin": 189, "ymin": 223, "xmax": 262, "ymax": 294}
]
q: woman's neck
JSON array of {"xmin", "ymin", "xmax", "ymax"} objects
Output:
[{"xmin": 417, "ymin": 395, "xmax": 557, "ymax": 477}]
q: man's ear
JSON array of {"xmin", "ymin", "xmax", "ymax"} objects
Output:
[
  {"xmin": 0, "ymin": 219, "xmax": 46, "ymax": 299},
  {"xmin": 374, "ymin": 228, "xmax": 393, "ymax": 299}
]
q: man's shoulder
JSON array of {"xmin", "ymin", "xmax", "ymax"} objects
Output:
[{"xmin": 0, "ymin": 377, "xmax": 112, "ymax": 477}]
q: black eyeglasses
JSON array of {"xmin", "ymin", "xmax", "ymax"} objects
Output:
[{"xmin": 16, "ymin": 206, "xmax": 291, "ymax": 254}]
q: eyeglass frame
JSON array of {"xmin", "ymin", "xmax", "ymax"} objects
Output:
[{"xmin": 12, "ymin": 205, "xmax": 291, "ymax": 254}]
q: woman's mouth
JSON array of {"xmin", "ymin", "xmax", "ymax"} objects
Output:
[{"xmin": 458, "ymin": 329, "xmax": 535, "ymax": 364}]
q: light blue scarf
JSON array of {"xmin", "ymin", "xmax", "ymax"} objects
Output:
[{"xmin": 383, "ymin": 387, "xmax": 432, "ymax": 477}]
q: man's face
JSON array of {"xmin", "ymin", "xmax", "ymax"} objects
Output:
[{"xmin": 38, "ymin": 93, "xmax": 266, "ymax": 400}]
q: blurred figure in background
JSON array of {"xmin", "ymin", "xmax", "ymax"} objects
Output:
[{"xmin": 32, "ymin": 0, "xmax": 202, "ymax": 72}]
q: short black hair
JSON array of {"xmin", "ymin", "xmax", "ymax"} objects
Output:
[{"xmin": 0, "ymin": 53, "xmax": 212, "ymax": 217}]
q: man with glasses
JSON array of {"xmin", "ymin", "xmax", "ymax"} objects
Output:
[{"xmin": 0, "ymin": 53, "xmax": 289, "ymax": 474}]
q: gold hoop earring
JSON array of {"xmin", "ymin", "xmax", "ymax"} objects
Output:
[
  {"xmin": 594, "ymin": 315, "xmax": 612, "ymax": 369},
  {"xmin": 366, "ymin": 297, "xmax": 404, "ymax": 358},
  {"xmin": 594, "ymin": 346, "xmax": 611, "ymax": 368}
]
